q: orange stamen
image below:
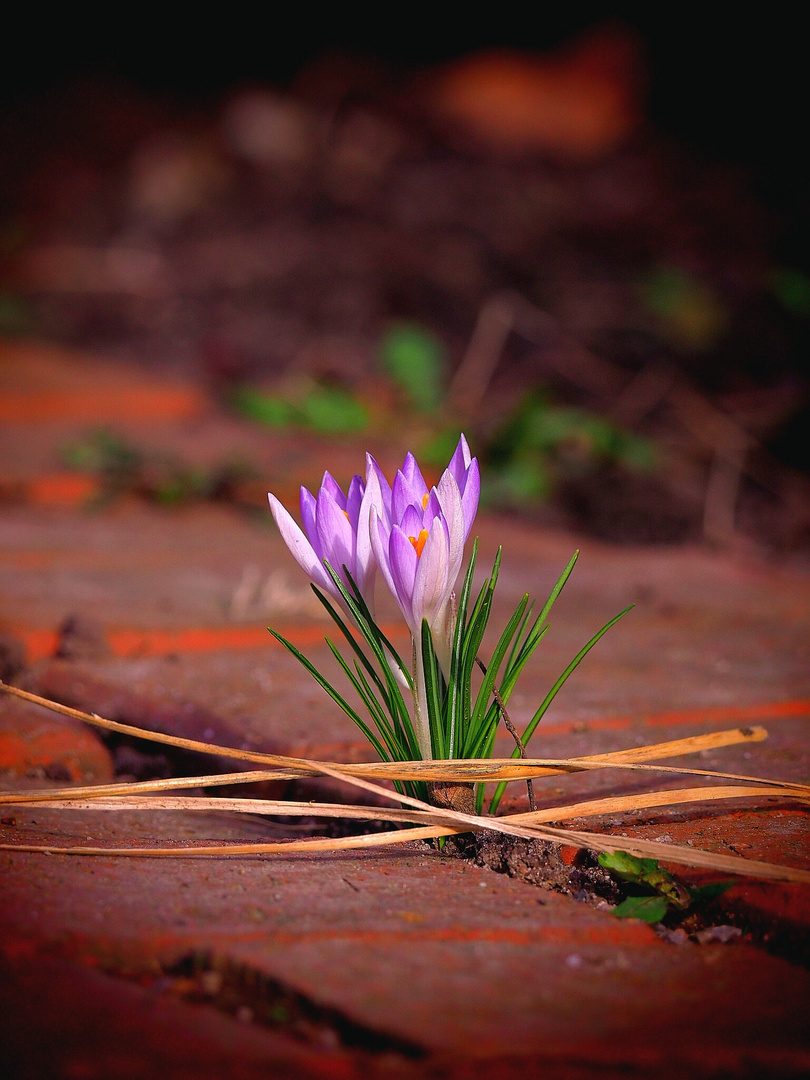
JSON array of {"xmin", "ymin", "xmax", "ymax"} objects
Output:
[
  {"xmin": 409, "ymin": 528, "xmax": 429, "ymax": 558},
  {"xmin": 422, "ymin": 493, "xmax": 430, "ymax": 510}
]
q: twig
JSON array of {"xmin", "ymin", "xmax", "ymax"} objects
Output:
[
  {"xmin": 447, "ymin": 290, "xmax": 625, "ymax": 418},
  {"xmin": 475, "ymin": 656, "xmax": 535, "ymax": 810}
]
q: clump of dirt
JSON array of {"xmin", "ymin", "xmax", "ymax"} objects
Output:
[
  {"xmin": 444, "ymin": 831, "xmax": 623, "ymax": 905},
  {"xmin": 443, "ymin": 831, "xmax": 809, "ymax": 965}
]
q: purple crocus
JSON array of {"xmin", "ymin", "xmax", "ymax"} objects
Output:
[
  {"xmin": 268, "ymin": 471, "xmax": 378, "ymax": 608},
  {"xmin": 366, "ymin": 435, "xmax": 479, "ymax": 756},
  {"xmin": 370, "ymin": 435, "xmax": 480, "ymax": 668}
]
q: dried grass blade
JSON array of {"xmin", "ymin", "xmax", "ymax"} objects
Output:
[
  {"xmin": 0, "ymin": 770, "xmax": 292, "ymax": 805},
  {"xmin": 3, "ymin": 753, "xmax": 808, "ymax": 882},
  {"xmin": 14, "ymin": 784, "xmax": 799, "ymax": 821},
  {"xmin": 577, "ymin": 726, "xmax": 768, "ymax": 762},
  {"xmin": 0, "ymin": 682, "xmax": 310, "ymax": 768},
  {"xmin": 0, "ymin": 829, "xmax": 442, "ymax": 857},
  {"xmin": 289, "ymin": 761, "xmax": 810, "ymax": 884},
  {"xmin": 13, "ymin": 796, "xmax": 431, "ymax": 824},
  {"xmin": 545, "ymin": 828, "xmax": 810, "ymax": 884},
  {"xmin": 3, "ymin": 821, "xmax": 809, "ymax": 883},
  {"xmin": 2, "ymin": 684, "xmax": 798, "ymax": 794},
  {"xmin": 1, "ymin": 685, "xmax": 804, "ymax": 833},
  {"xmin": 513, "ymin": 785, "xmax": 806, "ymax": 823}
]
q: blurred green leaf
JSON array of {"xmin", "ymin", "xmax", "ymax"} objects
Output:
[
  {"xmin": 61, "ymin": 430, "xmax": 141, "ymax": 478},
  {"xmin": 231, "ymin": 383, "xmax": 368, "ymax": 434},
  {"xmin": 640, "ymin": 265, "xmax": 726, "ymax": 351},
  {"xmin": 483, "ymin": 455, "xmax": 551, "ymax": 503},
  {"xmin": 0, "ymin": 293, "xmax": 32, "ymax": 336},
  {"xmin": 771, "ymin": 268, "xmax": 810, "ymax": 317},
  {"xmin": 688, "ymin": 881, "xmax": 734, "ymax": 906},
  {"xmin": 612, "ymin": 895, "xmax": 669, "ymax": 923},
  {"xmin": 420, "ymin": 427, "xmax": 465, "ymax": 468},
  {"xmin": 230, "ymin": 387, "xmax": 296, "ymax": 427},
  {"xmin": 598, "ymin": 851, "xmax": 659, "ymax": 880},
  {"xmin": 484, "ymin": 389, "xmax": 654, "ymax": 506},
  {"xmin": 297, "ymin": 385, "xmax": 369, "ymax": 434},
  {"xmin": 380, "ymin": 322, "xmax": 446, "ymax": 413}
]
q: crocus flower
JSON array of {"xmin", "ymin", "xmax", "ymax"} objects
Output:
[
  {"xmin": 367, "ymin": 436, "xmax": 479, "ymax": 756},
  {"xmin": 268, "ymin": 471, "xmax": 379, "ymax": 609},
  {"xmin": 370, "ymin": 435, "xmax": 480, "ymax": 665}
]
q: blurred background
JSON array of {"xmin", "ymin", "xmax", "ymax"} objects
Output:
[{"xmin": 2, "ymin": 8, "xmax": 808, "ymax": 554}]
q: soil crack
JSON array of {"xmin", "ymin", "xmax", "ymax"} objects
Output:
[{"xmin": 157, "ymin": 949, "xmax": 427, "ymax": 1059}]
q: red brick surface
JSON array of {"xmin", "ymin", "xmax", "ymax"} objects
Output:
[
  {"xmin": 1, "ymin": 342, "xmax": 809, "ymax": 1077},
  {"xmin": 0, "ymin": 696, "xmax": 113, "ymax": 782}
]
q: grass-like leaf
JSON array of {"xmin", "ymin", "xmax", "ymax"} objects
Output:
[
  {"xmin": 488, "ymin": 604, "xmax": 633, "ymax": 813},
  {"xmin": 267, "ymin": 629, "xmax": 387, "ymax": 761}
]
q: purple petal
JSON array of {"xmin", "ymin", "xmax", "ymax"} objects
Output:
[
  {"xmin": 365, "ymin": 454, "xmax": 392, "ymax": 522},
  {"xmin": 435, "ymin": 472, "xmax": 465, "ymax": 583},
  {"xmin": 345, "ymin": 474, "xmax": 364, "ymax": 529},
  {"xmin": 412, "ymin": 516, "xmax": 450, "ymax": 627},
  {"xmin": 447, "ymin": 434, "xmax": 472, "ymax": 488},
  {"xmin": 424, "ymin": 487, "xmax": 443, "ymax": 524},
  {"xmin": 400, "ymin": 452, "xmax": 429, "ymax": 498},
  {"xmin": 268, "ymin": 493, "xmax": 334, "ymax": 594},
  {"xmin": 370, "ymin": 510, "xmax": 399, "ymax": 603},
  {"xmin": 459, "ymin": 457, "xmax": 480, "ymax": 541},
  {"xmin": 320, "ymin": 471, "xmax": 347, "ymax": 511},
  {"xmin": 389, "ymin": 526, "xmax": 419, "ymax": 624},
  {"xmin": 392, "ymin": 469, "xmax": 425, "ymax": 525},
  {"xmin": 299, "ymin": 486, "xmax": 320, "ymax": 552},
  {"xmin": 400, "ymin": 503, "xmax": 424, "ymax": 539},
  {"xmin": 315, "ymin": 486, "xmax": 355, "ymax": 582},
  {"xmin": 355, "ymin": 476, "xmax": 381, "ymax": 602},
  {"xmin": 401, "ymin": 455, "xmax": 432, "ymax": 505}
]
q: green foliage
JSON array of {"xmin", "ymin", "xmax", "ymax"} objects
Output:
[
  {"xmin": 640, "ymin": 264, "xmax": 726, "ymax": 351},
  {"xmin": 231, "ymin": 383, "xmax": 369, "ymax": 434},
  {"xmin": 270, "ymin": 544, "xmax": 629, "ymax": 816},
  {"xmin": 62, "ymin": 429, "xmax": 141, "ymax": 481},
  {"xmin": 611, "ymin": 895, "xmax": 670, "ymax": 923},
  {"xmin": 418, "ymin": 428, "xmax": 467, "ymax": 471},
  {"xmin": 230, "ymin": 387, "xmax": 296, "ymax": 427},
  {"xmin": 372, "ymin": 323, "xmax": 659, "ymax": 512},
  {"xmin": 487, "ymin": 583, "xmax": 631, "ymax": 815},
  {"xmin": 270, "ymin": 563, "xmax": 424, "ymax": 803},
  {"xmin": 379, "ymin": 322, "xmax": 446, "ymax": 413},
  {"xmin": 61, "ymin": 429, "xmax": 255, "ymax": 507},
  {"xmin": 0, "ymin": 292, "xmax": 33, "ymax": 336},
  {"xmin": 686, "ymin": 881, "xmax": 735, "ymax": 905},
  {"xmin": 297, "ymin": 386, "xmax": 369, "ymax": 433},
  {"xmin": 598, "ymin": 850, "xmax": 690, "ymax": 910},
  {"xmin": 483, "ymin": 390, "xmax": 655, "ymax": 506},
  {"xmin": 771, "ymin": 267, "xmax": 810, "ymax": 318},
  {"xmin": 598, "ymin": 850, "xmax": 734, "ymax": 923}
]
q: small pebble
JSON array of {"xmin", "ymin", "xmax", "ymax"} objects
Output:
[
  {"xmin": 656, "ymin": 926, "xmax": 689, "ymax": 945},
  {"xmin": 696, "ymin": 925, "xmax": 742, "ymax": 945}
]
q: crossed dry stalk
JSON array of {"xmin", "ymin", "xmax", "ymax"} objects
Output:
[{"xmin": 1, "ymin": 681, "xmax": 808, "ymax": 885}]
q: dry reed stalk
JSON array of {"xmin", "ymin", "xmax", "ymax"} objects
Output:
[
  {"xmin": 14, "ymin": 783, "xmax": 801, "ymax": 820},
  {"xmin": 2, "ymin": 683, "xmax": 800, "ymax": 794},
  {"xmin": 2, "ymin": 682, "xmax": 808, "ymax": 884}
]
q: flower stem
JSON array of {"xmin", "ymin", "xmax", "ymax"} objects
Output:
[{"xmin": 412, "ymin": 638, "xmax": 433, "ymax": 760}]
